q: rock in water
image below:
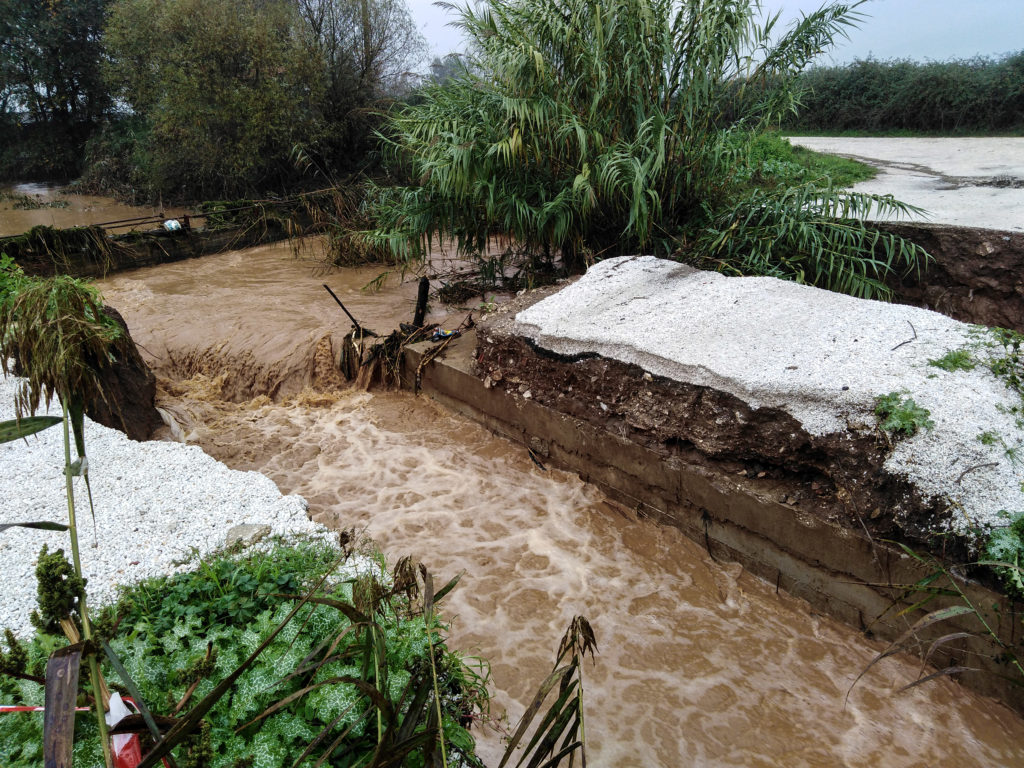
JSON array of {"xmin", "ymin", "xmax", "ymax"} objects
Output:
[{"xmin": 85, "ymin": 305, "xmax": 162, "ymax": 441}]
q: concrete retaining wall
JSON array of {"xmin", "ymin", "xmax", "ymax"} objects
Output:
[{"xmin": 402, "ymin": 331, "xmax": 1024, "ymax": 713}]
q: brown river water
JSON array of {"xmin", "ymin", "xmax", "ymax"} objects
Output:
[
  {"xmin": 4, "ymin": 193, "xmax": 1022, "ymax": 766},
  {"xmin": 92, "ymin": 242, "xmax": 1024, "ymax": 767},
  {"xmin": 0, "ymin": 182, "xmax": 185, "ymax": 236}
]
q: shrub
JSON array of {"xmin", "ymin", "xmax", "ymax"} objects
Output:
[
  {"xmin": 784, "ymin": 52, "xmax": 1024, "ymax": 134},
  {"xmin": 0, "ymin": 543, "xmax": 489, "ymax": 767},
  {"xmin": 364, "ymin": 0, "xmax": 927, "ymax": 299}
]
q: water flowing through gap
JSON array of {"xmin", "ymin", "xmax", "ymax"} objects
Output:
[{"xmin": 78, "ymin": 236, "xmax": 1024, "ymax": 767}]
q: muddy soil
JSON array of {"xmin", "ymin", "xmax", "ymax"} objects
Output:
[{"xmin": 883, "ymin": 222, "xmax": 1024, "ymax": 332}]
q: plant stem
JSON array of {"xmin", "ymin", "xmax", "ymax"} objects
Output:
[
  {"xmin": 372, "ymin": 625, "xmax": 382, "ymax": 744},
  {"xmin": 425, "ymin": 623, "xmax": 448, "ymax": 768},
  {"xmin": 62, "ymin": 399, "xmax": 113, "ymax": 768}
]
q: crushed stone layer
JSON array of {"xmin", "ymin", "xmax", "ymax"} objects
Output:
[
  {"xmin": 790, "ymin": 137, "xmax": 1024, "ymax": 231},
  {"xmin": 0, "ymin": 372, "xmax": 330, "ymax": 637},
  {"xmin": 512, "ymin": 256, "xmax": 1024, "ymax": 534}
]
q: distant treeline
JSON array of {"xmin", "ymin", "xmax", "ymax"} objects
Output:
[
  {"xmin": 0, "ymin": 0, "xmax": 425, "ymax": 202},
  {"xmin": 782, "ymin": 53, "xmax": 1024, "ymax": 134}
]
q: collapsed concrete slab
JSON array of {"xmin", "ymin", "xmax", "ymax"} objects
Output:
[
  {"xmin": 404, "ymin": 255, "xmax": 1024, "ymax": 710},
  {"xmin": 483, "ymin": 256, "xmax": 1024, "ymax": 545}
]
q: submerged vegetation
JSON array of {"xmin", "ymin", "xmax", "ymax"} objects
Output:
[
  {"xmin": 363, "ymin": 0, "xmax": 927, "ymax": 298},
  {"xmin": 0, "ymin": 192, "xmax": 69, "ymax": 210}
]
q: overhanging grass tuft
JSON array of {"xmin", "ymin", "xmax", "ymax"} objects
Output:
[{"xmin": 0, "ymin": 256, "xmax": 129, "ymax": 418}]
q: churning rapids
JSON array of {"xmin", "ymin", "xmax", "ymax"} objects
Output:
[
  {"xmin": 3, "ymin": 185, "xmax": 1023, "ymax": 766},
  {"xmin": 92, "ymin": 241, "xmax": 1024, "ymax": 767}
]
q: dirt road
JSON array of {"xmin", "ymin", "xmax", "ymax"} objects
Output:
[{"xmin": 790, "ymin": 137, "xmax": 1024, "ymax": 231}]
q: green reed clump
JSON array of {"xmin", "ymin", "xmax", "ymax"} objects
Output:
[{"xmin": 364, "ymin": 0, "xmax": 928, "ymax": 300}]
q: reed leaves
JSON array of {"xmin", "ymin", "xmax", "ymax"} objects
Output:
[
  {"xmin": 365, "ymin": 0, "xmax": 925, "ymax": 299},
  {"xmin": 0, "ymin": 260, "xmax": 128, "ymax": 419},
  {"xmin": 0, "ymin": 415, "xmax": 62, "ymax": 442}
]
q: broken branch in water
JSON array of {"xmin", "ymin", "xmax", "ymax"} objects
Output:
[{"xmin": 322, "ymin": 283, "xmax": 376, "ymax": 337}]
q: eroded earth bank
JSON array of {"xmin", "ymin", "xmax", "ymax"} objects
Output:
[{"xmin": 94, "ymin": 241, "xmax": 1024, "ymax": 767}]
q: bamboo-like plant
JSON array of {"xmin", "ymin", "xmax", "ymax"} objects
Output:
[
  {"xmin": 0, "ymin": 255, "xmax": 136, "ymax": 768},
  {"xmin": 364, "ymin": 0, "xmax": 927, "ymax": 298}
]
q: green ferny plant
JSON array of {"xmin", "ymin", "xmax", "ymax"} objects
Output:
[{"xmin": 985, "ymin": 510, "xmax": 1024, "ymax": 598}]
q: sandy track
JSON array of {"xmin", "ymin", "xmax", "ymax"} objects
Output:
[{"xmin": 790, "ymin": 137, "xmax": 1024, "ymax": 231}]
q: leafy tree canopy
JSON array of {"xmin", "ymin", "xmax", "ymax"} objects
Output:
[
  {"xmin": 0, "ymin": 0, "xmax": 109, "ymax": 127},
  {"xmin": 97, "ymin": 0, "xmax": 425, "ymax": 200},
  {"xmin": 0, "ymin": 0, "xmax": 111, "ymax": 178}
]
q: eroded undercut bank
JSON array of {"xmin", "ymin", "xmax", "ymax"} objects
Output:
[{"xmin": 401, "ymin": 257, "xmax": 1024, "ymax": 714}]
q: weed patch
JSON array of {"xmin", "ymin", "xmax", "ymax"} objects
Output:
[
  {"xmin": 0, "ymin": 543, "xmax": 489, "ymax": 767},
  {"xmin": 928, "ymin": 348, "xmax": 976, "ymax": 372},
  {"xmin": 875, "ymin": 392, "xmax": 935, "ymax": 438}
]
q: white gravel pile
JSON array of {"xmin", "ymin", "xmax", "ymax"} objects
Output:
[
  {"xmin": 0, "ymin": 372, "xmax": 329, "ymax": 637},
  {"xmin": 513, "ymin": 256, "xmax": 1024, "ymax": 535}
]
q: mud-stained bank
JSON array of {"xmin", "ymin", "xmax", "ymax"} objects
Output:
[{"xmin": 97, "ymin": 242, "xmax": 1024, "ymax": 767}]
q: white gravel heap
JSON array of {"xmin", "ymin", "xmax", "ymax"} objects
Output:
[
  {"xmin": 513, "ymin": 256, "xmax": 1024, "ymax": 535},
  {"xmin": 0, "ymin": 372, "xmax": 328, "ymax": 637}
]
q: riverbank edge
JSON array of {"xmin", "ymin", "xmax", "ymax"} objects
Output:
[{"xmin": 400, "ymin": 327, "xmax": 1024, "ymax": 715}]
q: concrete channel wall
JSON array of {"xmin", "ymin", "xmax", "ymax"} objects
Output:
[{"xmin": 401, "ymin": 331, "xmax": 1024, "ymax": 714}]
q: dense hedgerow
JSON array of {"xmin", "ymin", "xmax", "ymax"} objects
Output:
[{"xmin": 783, "ymin": 52, "xmax": 1024, "ymax": 134}]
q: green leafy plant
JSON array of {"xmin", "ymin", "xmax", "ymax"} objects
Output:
[
  {"xmin": 2, "ymin": 539, "xmax": 598, "ymax": 768},
  {"xmin": 985, "ymin": 510, "xmax": 1024, "ymax": 597},
  {"xmin": 977, "ymin": 431, "xmax": 998, "ymax": 446},
  {"xmin": 928, "ymin": 348, "xmax": 976, "ymax": 372},
  {"xmin": 986, "ymin": 327, "xmax": 1024, "ymax": 398},
  {"xmin": 364, "ymin": 0, "xmax": 928, "ymax": 299},
  {"xmin": 874, "ymin": 392, "xmax": 935, "ymax": 437}
]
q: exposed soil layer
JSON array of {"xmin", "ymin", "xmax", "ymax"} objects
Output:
[
  {"xmin": 883, "ymin": 222, "xmax": 1024, "ymax": 332},
  {"xmin": 476, "ymin": 289, "xmax": 972, "ymax": 563}
]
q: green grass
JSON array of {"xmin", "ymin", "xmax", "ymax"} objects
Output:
[{"xmin": 745, "ymin": 132, "xmax": 877, "ymax": 189}]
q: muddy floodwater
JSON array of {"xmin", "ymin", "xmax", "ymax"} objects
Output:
[
  {"xmin": 89, "ymin": 240, "xmax": 1024, "ymax": 767},
  {"xmin": 0, "ymin": 181, "xmax": 186, "ymax": 237}
]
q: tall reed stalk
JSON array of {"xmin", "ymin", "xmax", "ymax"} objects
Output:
[
  {"xmin": 1, "ymin": 258, "xmax": 131, "ymax": 767},
  {"xmin": 61, "ymin": 399, "xmax": 113, "ymax": 768}
]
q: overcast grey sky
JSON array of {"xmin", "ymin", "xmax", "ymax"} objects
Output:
[{"xmin": 405, "ymin": 0, "xmax": 1024, "ymax": 63}]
